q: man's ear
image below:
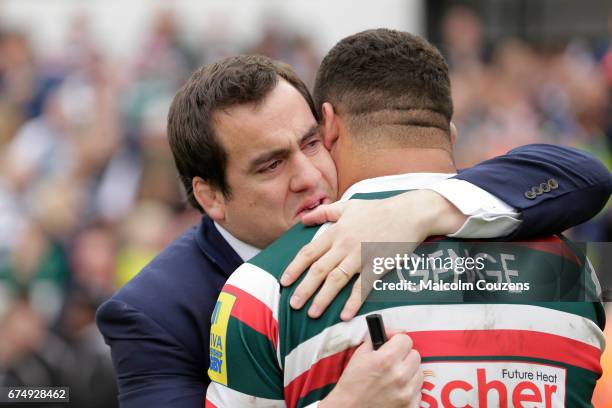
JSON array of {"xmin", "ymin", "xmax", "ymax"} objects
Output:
[
  {"xmin": 449, "ymin": 121, "xmax": 457, "ymax": 147},
  {"xmin": 193, "ymin": 177, "xmax": 226, "ymax": 221},
  {"xmin": 321, "ymin": 102, "xmax": 340, "ymax": 150}
]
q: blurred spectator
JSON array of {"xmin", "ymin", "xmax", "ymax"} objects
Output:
[
  {"xmin": 249, "ymin": 24, "xmax": 320, "ymax": 88},
  {"xmin": 2, "ymin": 85, "xmax": 76, "ymax": 196},
  {"xmin": 70, "ymin": 225, "xmax": 118, "ymax": 301},
  {"xmin": 0, "ymin": 299, "xmax": 54, "ymax": 386},
  {"xmin": 0, "ymin": 30, "xmax": 35, "ymax": 147},
  {"xmin": 115, "ymin": 201, "xmax": 173, "ymax": 287},
  {"xmin": 59, "ymin": 290, "xmax": 118, "ymax": 408},
  {"xmin": 0, "ymin": 222, "xmax": 68, "ymax": 323},
  {"xmin": 0, "ymin": 298, "xmax": 75, "ymax": 401},
  {"xmin": 441, "ymin": 5, "xmax": 486, "ymax": 72}
]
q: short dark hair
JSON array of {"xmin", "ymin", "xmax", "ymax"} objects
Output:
[
  {"xmin": 313, "ymin": 29, "xmax": 453, "ymax": 143},
  {"xmin": 167, "ymin": 55, "xmax": 317, "ymax": 212}
]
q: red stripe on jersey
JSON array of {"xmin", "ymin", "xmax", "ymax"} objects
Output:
[
  {"xmin": 284, "ymin": 329, "xmax": 601, "ymax": 407},
  {"xmin": 514, "ymin": 236, "xmax": 582, "ymax": 265},
  {"xmin": 411, "ymin": 329, "xmax": 601, "ymax": 373},
  {"xmin": 205, "ymin": 398, "xmax": 218, "ymax": 408},
  {"xmin": 284, "ymin": 347, "xmax": 357, "ymax": 408},
  {"xmin": 223, "ymin": 284, "xmax": 278, "ymax": 349}
]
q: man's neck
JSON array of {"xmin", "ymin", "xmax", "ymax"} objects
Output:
[{"xmin": 337, "ymin": 147, "xmax": 456, "ymax": 196}]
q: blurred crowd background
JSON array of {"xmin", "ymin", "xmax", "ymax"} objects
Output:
[{"xmin": 0, "ymin": 1, "xmax": 610, "ymax": 406}]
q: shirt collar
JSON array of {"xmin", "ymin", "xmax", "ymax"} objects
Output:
[
  {"xmin": 214, "ymin": 222, "xmax": 261, "ymax": 262},
  {"xmin": 339, "ymin": 172, "xmax": 456, "ymax": 201}
]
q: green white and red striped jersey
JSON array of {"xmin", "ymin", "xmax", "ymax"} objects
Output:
[{"xmin": 206, "ymin": 173, "xmax": 605, "ymax": 408}]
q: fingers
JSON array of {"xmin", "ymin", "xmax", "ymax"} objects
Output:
[
  {"xmin": 340, "ymin": 268, "xmax": 377, "ymax": 320},
  {"xmin": 341, "ymin": 276, "xmax": 363, "ymax": 321},
  {"xmin": 405, "ymin": 352, "xmax": 424, "ymax": 408},
  {"xmin": 300, "ymin": 201, "xmax": 348, "ymax": 226},
  {"xmin": 407, "ymin": 368, "xmax": 425, "ymax": 408},
  {"xmin": 288, "ymin": 241, "xmax": 343, "ymax": 309},
  {"xmin": 281, "ymin": 233, "xmax": 332, "ymax": 287},
  {"xmin": 307, "ymin": 255, "xmax": 361, "ymax": 318},
  {"xmin": 378, "ymin": 333, "xmax": 413, "ymax": 361},
  {"xmin": 352, "ymin": 333, "xmax": 374, "ymax": 355},
  {"xmin": 402, "ymin": 349, "xmax": 421, "ymax": 378},
  {"xmin": 387, "ymin": 341, "xmax": 422, "ymax": 408},
  {"xmin": 356, "ymin": 327, "xmax": 403, "ymax": 357}
]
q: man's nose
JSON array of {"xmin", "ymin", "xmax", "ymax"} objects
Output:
[{"xmin": 290, "ymin": 154, "xmax": 321, "ymax": 192}]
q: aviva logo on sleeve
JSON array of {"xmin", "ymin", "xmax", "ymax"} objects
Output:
[{"xmin": 208, "ymin": 292, "xmax": 236, "ymax": 385}]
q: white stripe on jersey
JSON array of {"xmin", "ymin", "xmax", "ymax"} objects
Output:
[
  {"xmin": 226, "ymin": 263, "xmax": 281, "ymax": 322},
  {"xmin": 225, "ymin": 262, "xmax": 282, "ymax": 366},
  {"xmin": 283, "ymin": 303, "xmax": 605, "ymax": 385},
  {"xmin": 207, "ymin": 383, "xmax": 285, "ymax": 408}
]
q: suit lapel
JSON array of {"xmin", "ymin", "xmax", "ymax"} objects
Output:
[{"xmin": 195, "ymin": 216, "xmax": 244, "ymax": 277}]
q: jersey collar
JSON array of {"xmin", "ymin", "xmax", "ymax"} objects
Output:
[{"xmin": 339, "ymin": 172, "xmax": 456, "ymax": 202}]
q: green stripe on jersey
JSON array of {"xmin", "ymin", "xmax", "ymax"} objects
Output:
[
  {"xmin": 249, "ymin": 222, "xmax": 319, "ymax": 280},
  {"xmin": 298, "ymin": 384, "xmax": 335, "ymax": 408},
  {"xmin": 224, "ymin": 316, "xmax": 283, "ymax": 399}
]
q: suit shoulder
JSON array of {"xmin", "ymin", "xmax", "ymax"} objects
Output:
[{"xmin": 96, "ymin": 224, "xmax": 228, "ymax": 364}]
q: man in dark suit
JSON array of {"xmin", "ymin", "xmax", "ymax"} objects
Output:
[{"xmin": 96, "ymin": 55, "xmax": 612, "ymax": 407}]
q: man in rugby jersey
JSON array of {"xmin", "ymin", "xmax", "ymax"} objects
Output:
[{"xmin": 206, "ymin": 30, "xmax": 606, "ymax": 407}]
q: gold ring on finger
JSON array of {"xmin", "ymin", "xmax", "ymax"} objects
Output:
[{"xmin": 337, "ymin": 265, "xmax": 350, "ymax": 279}]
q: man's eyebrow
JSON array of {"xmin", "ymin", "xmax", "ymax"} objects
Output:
[
  {"xmin": 247, "ymin": 125, "xmax": 321, "ymax": 173},
  {"xmin": 247, "ymin": 147, "xmax": 290, "ymax": 173}
]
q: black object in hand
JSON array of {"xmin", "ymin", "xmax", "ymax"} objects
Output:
[{"xmin": 366, "ymin": 314, "xmax": 387, "ymax": 350}]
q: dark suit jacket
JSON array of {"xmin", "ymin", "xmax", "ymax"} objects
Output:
[{"xmin": 96, "ymin": 144, "xmax": 611, "ymax": 408}]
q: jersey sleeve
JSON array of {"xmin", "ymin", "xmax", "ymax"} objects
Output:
[{"xmin": 206, "ymin": 263, "xmax": 285, "ymax": 407}]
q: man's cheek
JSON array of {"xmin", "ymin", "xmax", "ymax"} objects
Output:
[
  {"xmin": 312, "ymin": 157, "xmax": 336, "ymax": 189},
  {"xmin": 326, "ymin": 165, "xmax": 339, "ymax": 197},
  {"xmin": 325, "ymin": 158, "xmax": 338, "ymax": 192}
]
